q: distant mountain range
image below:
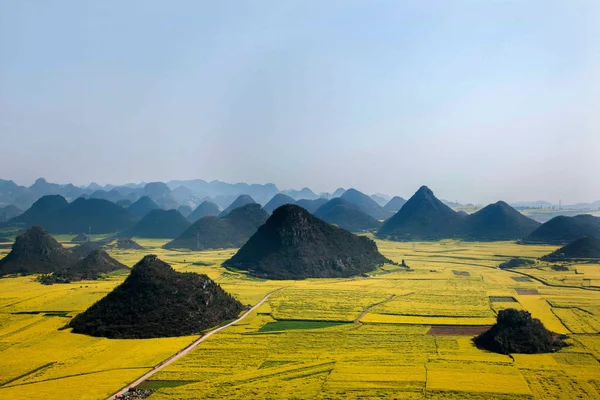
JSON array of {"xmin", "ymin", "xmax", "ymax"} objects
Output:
[
  {"xmin": 377, "ymin": 186, "xmax": 541, "ymax": 241},
  {"xmin": 1, "ymin": 177, "xmax": 598, "ymax": 228}
]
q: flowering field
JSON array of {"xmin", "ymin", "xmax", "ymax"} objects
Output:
[{"xmin": 1, "ymin": 238, "xmax": 599, "ymax": 399}]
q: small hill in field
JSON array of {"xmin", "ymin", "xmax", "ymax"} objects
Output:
[
  {"xmin": 498, "ymin": 258, "xmax": 535, "ymax": 269},
  {"xmin": 295, "ymin": 198, "xmax": 328, "ymax": 214},
  {"xmin": 264, "ymin": 194, "xmax": 296, "ymax": 213},
  {"xmin": 340, "ymin": 188, "xmax": 390, "ymax": 220},
  {"xmin": 314, "ymin": 198, "xmax": 381, "ymax": 232},
  {"xmin": 68, "ymin": 255, "xmax": 243, "ymax": 338},
  {"xmin": 40, "ymin": 249, "xmax": 128, "ymax": 284},
  {"xmin": 383, "ymin": 196, "xmax": 407, "ymax": 213},
  {"xmin": 474, "ymin": 309, "xmax": 566, "ymax": 354},
  {"xmin": 540, "ymin": 236, "xmax": 600, "ymax": 261},
  {"xmin": 0, "ymin": 226, "xmax": 76, "ymax": 276},
  {"xmin": 218, "ymin": 195, "xmax": 256, "ymax": 217},
  {"xmin": 114, "ymin": 238, "xmax": 145, "ymax": 250},
  {"xmin": 70, "ymin": 241, "xmax": 102, "ymax": 259},
  {"xmin": 126, "ymin": 209, "xmax": 190, "ymax": 238},
  {"xmin": 224, "ymin": 204, "xmax": 390, "ymax": 279},
  {"xmin": 164, "ymin": 204, "xmax": 268, "ymax": 250},
  {"xmin": 377, "ymin": 186, "xmax": 461, "ymax": 240},
  {"xmin": 187, "ymin": 201, "xmax": 220, "ymax": 222},
  {"xmin": 522, "ymin": 214, "xmax": 600, "ymax": 244},
  {"xmin": 128, "ymin": 196, "xmax": 160, "ymax": 218},
  {"xmin": 460, "ymin": 201, "xmax": 540, "ymax": 240},
  {"xmin": 71, "ymin": 233, "xmax": 89, "ymax": 242}
]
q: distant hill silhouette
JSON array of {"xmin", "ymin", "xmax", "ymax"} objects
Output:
[
  {"xmin": 40, "ymin": 249, "xmax": 128, "ymax": 284},
  {"xmin": 128, "ymin": 196, "xmax": 160, "ymax": 218},
  {"xmin": 9, "ymin": 196, "xmax": 139, "ymax": 234},
  {"xmin": 370, "ymin": 194, "xmax": 390, "ymax": 207},
  {"xmin": 264, "ymin": 194, "xmax": 296, "ymax": 213},
  {"xmin": 177, "ymin": 205, "xmax": 192, "ymax": 218},
  {"xmin": 314, "ymin": 198, "xmax": 381, "ymax": 232},
  {"xmin": 89, "ymin": 189, "xmax": 125, "ymax": 203},
  {"xmin": 113, "ymin": 238, "xmax": 144, "ymax": 250},
  {"xmin": 115, "ymin": 199, "xmax": 133, "ymax": 208},
  {"xmin": 0, "ymin": 205, "xmax": 23, "ymax": 221},
  {"xmin": 69, "ymin": 255, "xmax": 243, "ymax": 338},
  {"xmin": 0, "ymin": 226, "xmax": 76, "ymax": 276},
  {"xmin": 540, "ymin": 236, "xmax": 600, "ymax": 261},
  {"xmin": 341, "ymin": 189, "xmax": 391, "ymax": 220},
  {"xmin": 218, "ymin": 195, "xmax": 256, "ymax": 217},
  {"xmin": 460, "ymin": 201, "xmax": 540, "ymax": 240},
  {"xmin": 331, "ymin": 188, "xmax": 346, "ymax": 198},
  {"xmin": 165, "ymin": 203, "xmax": 268, "ymax": 250},
  {"xmin": 187, "ymin": 201, "xmax": 220, "ymax": 222},
  {"xmin": 125, "ymin": 209, "xmax": 190, "ymax": 238},
  {"xmin": 70, "ymin": 241, "xmax": 102, "ymax": 259},
  {"xmin": 474, "ymin": 309, "xmax": 566, "ymax": 354},
  {"xmin": 224, "ymin": 205, "xmax": 390, "ymax": 279},
  {"xmin": 282, "ymin": 187, "xmax": 319, "ymax": 200},
  {"xmin": 71, "ymin": 233, "xmax": 89, "ymax": 242},
  {"xmin": 295, "ymin": 198, "xmax": 328, "ymax": 214},
  {"xmin": 377, "ymin": 186, "xmax": 462, "ymax": 240},
  {"xmin": 9, "ymin": 195, "xmax": 68, "ymax": 228},
  {"xmin": 523, "ymin": 214, "xmax": 600, "ymax": 244},
  {"xmin": 383, "ymin": 196, "xmax": 407, "ymax": 213}
]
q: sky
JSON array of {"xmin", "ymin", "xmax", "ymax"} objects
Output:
[{"xmin": 0, "ymin": 0, "xmax": 598, "ymax": 204}]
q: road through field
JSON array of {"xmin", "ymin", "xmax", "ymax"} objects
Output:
[{"xmin": 105, "ymin": 289, "xmax": 281, "ymax": 400}]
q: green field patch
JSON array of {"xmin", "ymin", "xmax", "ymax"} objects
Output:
[
  {"xmin": 452, "ymin": 270, "xmax": 471, "ymax": 277},
  {"xmin": 258, "ymin": 320, "xmax": 347, "ymax": 332},
  {"xmin": 512, "ymin": 276, "xmax": 533, "ymax": 282},
  {"xmin": 489, "ymin": 296, "xmax": 517, "ymax": 303},
  {"xmin": 137, "ymin": 380, "xmax": 196, "ymax": 389},
  {"xmin": 190, "ymin": 261, "xmax": 212, "ymax": 266}
]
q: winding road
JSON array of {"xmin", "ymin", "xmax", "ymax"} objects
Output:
[{"xmin": 106, "ymin": 289, "xmax": 280, "ymax": 400}]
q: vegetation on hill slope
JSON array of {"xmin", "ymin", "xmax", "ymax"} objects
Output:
[
  {"xmin": 69, "ymin": 255, "xmax": 243, "ymax": 338},
  {"xmin": 224, "ymin": 204, "xmax": 390, "ymax": 279}
]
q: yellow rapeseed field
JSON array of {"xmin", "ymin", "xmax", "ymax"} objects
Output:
[{"xmin": 1, "ymin": 237, "xmax": 599, "ymax": 399}]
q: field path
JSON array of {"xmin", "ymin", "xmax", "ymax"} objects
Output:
[
  {"xmin": 355, "ymin": 294, "xmax": 396, "ymax": 324},
  {"xmin": 105, "ymin": 289, "xmax": 280, "ymax": 400}
]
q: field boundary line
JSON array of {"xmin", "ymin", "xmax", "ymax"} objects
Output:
[
  {"xmin": 506, "ymin": 269, "xmax": 600, "ymax": 291},
  {"xmin": 105, "ymin": 288, "xmax": 283, "ymax": 400},
  {"xmin": 354, "ymin": 294, "xmax": 397, "ymax": 324}
]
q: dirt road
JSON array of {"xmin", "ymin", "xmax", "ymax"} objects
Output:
[{"xmin": 105, "ymin": 289, "xmax": 279, "ymax": 400}]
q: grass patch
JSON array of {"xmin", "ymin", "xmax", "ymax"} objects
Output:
[
  {"xmin": 489, "ymin": 296, "xmax": 517, "ymax": 302},
  {"xmin": 136, "ymin": 380, "xmax": 196, "ymax": 389},
  {"xmin": 258, "ymin": 320, "xmax": 347, "ymax": 332}
]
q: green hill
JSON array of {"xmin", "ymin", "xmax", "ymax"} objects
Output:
[
  {"xmin": 224, "ymin": 204, "xmax": 390, "ymax": 279},
  {"xmin": 0, "ymin": 226, "xmax": 76, "ymax": 276},
  {"xmin": 164, "ymin": 203, "xmax": 268, "ymax": 250},
  {"xmin": 68, "ymin": 255, "xmax": 243, "ymax": 338},
  {"xmin": 314, "ymin": 198, "xmax": 381, "ymax": 232}
]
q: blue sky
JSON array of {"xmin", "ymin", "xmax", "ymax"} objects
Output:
[{"xmin": 0, "ymin": 0, "xmax": 598, "ymax": 203}]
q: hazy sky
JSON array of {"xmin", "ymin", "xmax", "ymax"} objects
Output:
[{"xmin": 1, "ymin": 1, "xmax": 598, "ymax": 204}]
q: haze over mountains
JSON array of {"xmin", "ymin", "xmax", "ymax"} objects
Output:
[
  {"xmin": 3, "ymin": 177, "xmax": 598, "ymax": 219},
  {"xmin": 1, "ymin": 177, "xmax": 598, "ymax": 244}
]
